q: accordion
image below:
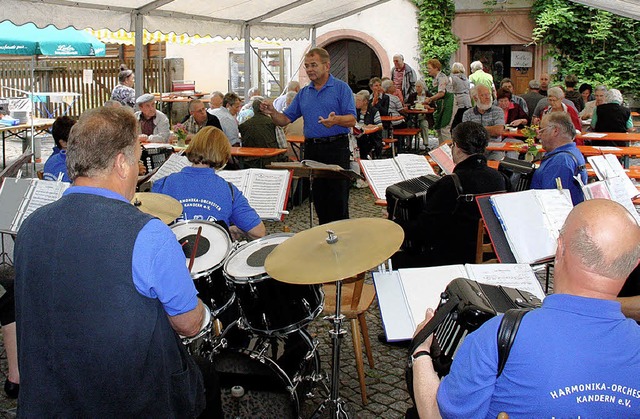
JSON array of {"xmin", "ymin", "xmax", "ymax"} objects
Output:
[
  {"xmin": 386, "ymin": 174, "xmax": 440, "ymax": 250},
  {"xmin": 141, "ymin": 146, "xmax": 174, "ymax": 173},
  {"xmin": 427, "ymin": 278, "xmax": 541, "ymax": 377},
  {"xmin": 498, "ymin": 157, "xmax": 535, "ymax": 192}
]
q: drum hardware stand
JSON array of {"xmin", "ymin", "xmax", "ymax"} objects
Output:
[
  {"xmin": 312, "ymin": 230, "xmax": 350, "ymax": 419},
  {"xmin": 0, "ymin": 233, "xmax": 14, "ymax": 267}
]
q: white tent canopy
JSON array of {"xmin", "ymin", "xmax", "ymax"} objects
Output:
[
  {"xmin": 569, "ymin": 0, "xmax": 640, "ymax": 20},
  {"xmin": 2, "ymin": 0, "xmax": 390, "ymax": 97},
  {"xmin": 1, "ymin": 0, "xmax": 389, "ymax": 41}
]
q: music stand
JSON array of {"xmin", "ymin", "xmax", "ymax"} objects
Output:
[{"xmin": 268, "ymin": 161, "xmax": 362, "ymax": 227}]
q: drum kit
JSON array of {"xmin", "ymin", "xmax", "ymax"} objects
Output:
[{"xmin": 133, "ymin": 193, "xmax": 404, "ymax": 418}]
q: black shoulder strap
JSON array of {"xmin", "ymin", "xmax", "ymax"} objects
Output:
[
  {"xmin": 540, "ymin": 150, "xmax": 586, "ymax": 177},
  {"xmin": 496, "ymin": 308, "xmax": 530, "ymax": 378},
  {"xmin": 450, "ymin": 172, "xmax": 475, "ymax": 203},
  {"xmin": 226, "ymin": 181, "xmax": 235, "ymax": 204}
]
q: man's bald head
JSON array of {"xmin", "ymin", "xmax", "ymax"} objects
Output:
[{"xmin": 558, "ymin": 200, "xmax": 640, "ymax": 286}]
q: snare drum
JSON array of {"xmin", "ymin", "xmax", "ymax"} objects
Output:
[
  {"xmin": 224, "ymin": 233, "xmax": 324, "ymax": 335},
  {"xmin": 171, "ymin": 220, "xmax": 234, "ymax": 317}
]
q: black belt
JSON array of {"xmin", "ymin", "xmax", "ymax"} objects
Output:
[{"xmin": 305, "ymin": 134, "xmax": 349, "ymax": 144}]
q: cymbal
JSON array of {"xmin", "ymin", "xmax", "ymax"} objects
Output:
[
  {"xmin": 132, "ymin": 192, "xmax": 183, "ymax": 224},
  {"xmin": 265, "ymin": 218, "xmax": 404, "ymax": 285}
]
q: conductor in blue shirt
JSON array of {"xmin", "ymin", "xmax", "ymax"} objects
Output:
[{"xmin": 261, "ymin": 47, "xmax": 357, "ymax": 224}]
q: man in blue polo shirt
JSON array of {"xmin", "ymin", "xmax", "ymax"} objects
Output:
[
  {"xmin": 411, "ymin": 199, "xmax": 640, "ymax": 418},
  {"xmin": 15, "ymin": 107, "xmax": 214, "ymax": 416},
  {"xmin": 261, "ymin": 47, "xmax": 356, "ymax": 224},
  {"xmin": 531, "ymin": 112, "xmax": 587, "ymax": 205}
]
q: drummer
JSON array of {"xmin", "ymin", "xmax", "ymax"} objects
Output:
[{"xmin": 152, "ymin": 126, "xmax": 266, "ymax": 240}]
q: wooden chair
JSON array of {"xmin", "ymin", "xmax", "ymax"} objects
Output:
[
  {"xmin": 322, "ymin": 272, "xmax": 375, "ymax": 404},
  {"xmin": 0, "ymin": 147, "xmax": 33, "ymax": 180},
  {"xmin": 475, "ymin": 219, "xmax": 498, "ymax": 264}
]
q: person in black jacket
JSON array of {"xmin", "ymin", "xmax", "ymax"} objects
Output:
[
  {"xmin": 391, "ymin": 121, "xmax": 512, "ymax": 268},
  {"xmin": 354, "ymin": 90, "xmax": 383, "ymax": 159}
]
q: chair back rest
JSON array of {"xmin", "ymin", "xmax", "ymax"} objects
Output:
[{"xmin": 0, "ymin": 147, "xmax": 33, "ymax": 179}]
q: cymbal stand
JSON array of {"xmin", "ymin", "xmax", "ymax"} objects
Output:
[{"xmin": 312, "ymin": 231, "xmax": 349, "ymax": 418}]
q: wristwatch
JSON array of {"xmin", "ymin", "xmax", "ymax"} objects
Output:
[{"xmin": 409, "ymin": 350, "xmax": 431, "ymax": 368}]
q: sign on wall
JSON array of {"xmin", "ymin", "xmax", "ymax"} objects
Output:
[{"xmin": 511, "ymin": 51, "xmax": 532, "ymax": 68}]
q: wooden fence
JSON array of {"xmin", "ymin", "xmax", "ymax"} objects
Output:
[{"xmin": 0, "ymin": 57, "xmax": 166, "ymax": 117}]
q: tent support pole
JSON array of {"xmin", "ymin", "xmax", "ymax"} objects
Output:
[
  {"xmin": 311, "ymin": 26, "xmax": 316, "ymax": 47},
  {"xmin": 244, "ymin": 24, "xmax": 251, "ymax": 100},
  {"xmin": 134, "ymin": 13, "xmax": 144, "ymax": 98},
  {"xmin": 30, "ymin": 56, "xmax": 35, "ymax": 172}
]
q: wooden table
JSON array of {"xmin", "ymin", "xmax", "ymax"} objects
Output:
[
  {"xmin": 502, "ymin": 129, "xmax": 640, "ymax": 145},
  {"xmin": 286, "ymin": 135, "xmax": 305, "ymax": 161},
  {"xmin": 153, "ymin": 95, "xmax": 208, "ymax": 124},
  {"xmin": 486, "ymin": 142, "xmax": 640, "ymax": 168},
  {"xmin": 231, "ymin": 146, "xmax": 287, "ymax": 168},
  {"xmin": 0, "ymin": 118, "xmax": 55, "ymax": 168}
]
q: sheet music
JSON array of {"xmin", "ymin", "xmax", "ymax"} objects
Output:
[
  {"xmin": 396, "ymin": 154, "xmax": 436, "ymax": 179},
  {"xmin": 218, "ymin": 170, "xmax": 249, "ymax": 192},
  {"xmin": 582, "ymin": 180, "xmax": 612, "ymax": 200},
  {"xmin": 428, "ymin": 144, "xmax": 455, "ymax": 175},
  {"xmin": 465, "ymin": 263, "xmax": 546, "ymax": 301},
  {"xmin": 592, "ymin": 146, "xmax": 621, "ymax": 151},
  {"xmin": 534, "ymin": 189, "xmax": 573, "ymax": 241},
  {"xmin": 588, "ymin": 154, "xmax": 639, "ymax": 199},
  {"xmin": 398, "ymin": 265, "xmax": 468, "ymax": 330},
  {"xmin": 359, "ymin": 159, "xmax": 404, "ymax": 200},
  {"xmin": 490, "ymin": 189, "xmax": 571, "ymax": 264},
  {"xmin": 219, "ymin": 169, "xmax": 291, "ymax": 221},
  {"xmin": 16, "ymin": 180, "xmax": 70, "ymax": 231},
  {"xmin": 149, "ymin": 154, "xmax": 189, "ymax": 183}
]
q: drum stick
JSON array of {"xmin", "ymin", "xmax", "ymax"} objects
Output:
[{"xmin": 187, "ymin": 227, "xmax": 202, "ymax": 272}]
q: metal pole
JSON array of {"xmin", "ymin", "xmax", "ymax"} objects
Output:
[
  {"xmin": 243, "ymin": 24, "xmax": 251, "ymax": 101},
  {"xmin": 311, "ymin": 27, "xmax": 317, "ymax": 47},
  {"xmin": 134, "ymin": 13, "xmax": 144, "ymax": 98}
]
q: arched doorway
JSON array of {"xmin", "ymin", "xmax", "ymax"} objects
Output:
[{"xmin": 324, "ymin": 40, "xmax": 381, "ymax": 92}]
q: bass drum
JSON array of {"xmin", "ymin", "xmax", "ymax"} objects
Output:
[
  {"xmin": 214, "ymin": 321, "xmax": 320, "ymax": 418},
  {"xmin": 224, "ymin": 233, "xmax": 324, "ymax": 335},
  {"xmin": 171, "ymin": 220, "xmax": 235, "ymax": 318}
]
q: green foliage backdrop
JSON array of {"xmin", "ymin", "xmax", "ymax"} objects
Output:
[
  {"xmin": 531, "ymin": 0, "xmax": 640, "ymax": 98},
  {"xmin": 412, "ymin": 0, "xmax": 459, "ymax": 74}
]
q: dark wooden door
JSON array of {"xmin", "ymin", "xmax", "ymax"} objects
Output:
[{"xmin": 325, "ymin": 41, "xmax": 349, "ymax": 83}]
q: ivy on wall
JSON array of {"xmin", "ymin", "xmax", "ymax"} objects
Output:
[
  {"xmin": 412, "ymin": 0, "xmax": 459, "ymax": 74},
  {"xmin": 531, "ymin": 0, "xmax": 640, "ymax": 97}
]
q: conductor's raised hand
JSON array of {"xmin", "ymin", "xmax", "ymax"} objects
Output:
[
  {"xmin": 259, "ymin": 100, "xmax": 276, "ymax": 116},
  {"xmin": 318, "ymin": 111, "xmax": 337, "ymax": 128}
]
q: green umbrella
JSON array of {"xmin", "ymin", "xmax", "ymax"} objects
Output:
[{"xmin": 0, "ymin": 21, "xmax": 105, "ymax": 57}]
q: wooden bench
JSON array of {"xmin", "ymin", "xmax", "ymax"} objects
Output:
[
  {"xmin": 392, "ymin": 128, "xmax": 421, "ymax": 152},
  {"xmin": 382, "ymin": 138, "xmax": 398, "ymax": 157}
]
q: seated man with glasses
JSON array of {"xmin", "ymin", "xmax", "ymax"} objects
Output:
[{"xmin": 531, "ymin": 112, "xmax": 587, "ymax": 205}]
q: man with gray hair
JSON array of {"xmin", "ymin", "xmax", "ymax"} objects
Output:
[
  {"xmin": 135, "ymin": 93, "xmax": 170, "ymax": 143},
  {"xmin": 521, "ymin": 79, "xmax": 545, "ymax": 120},
  {"xmin": 239, "ymin": 96, "xmax": 288, "ymax": 168},
  {"xmin": 412, "ymin": 199, "xmax": 640, "ymax": 418},
  {"xmin": 468, "ymin": 61, "xmax": 497, "ymax": 99},
  {"xmin": 207, "ymin": 91, "xmax": 224, "ymax": 112},
  {"xmin": 391, "ymin": 54, "xmax": 417, "ymax": 99},
  {"xmin": 531, "ymin": 112, "xmax": 587, "ymax": 205},
  {"xmin": 462, "ymin": 85, "xmax": 505, "ymax": 160},
  {"xmin": 273, "ymin": 80, "xmax": 301, "ymax": 112}
]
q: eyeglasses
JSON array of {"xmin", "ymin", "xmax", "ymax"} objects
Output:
[{"xmin": 537, "ymin": 126, "xmax": 552, "ymax": 133}]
